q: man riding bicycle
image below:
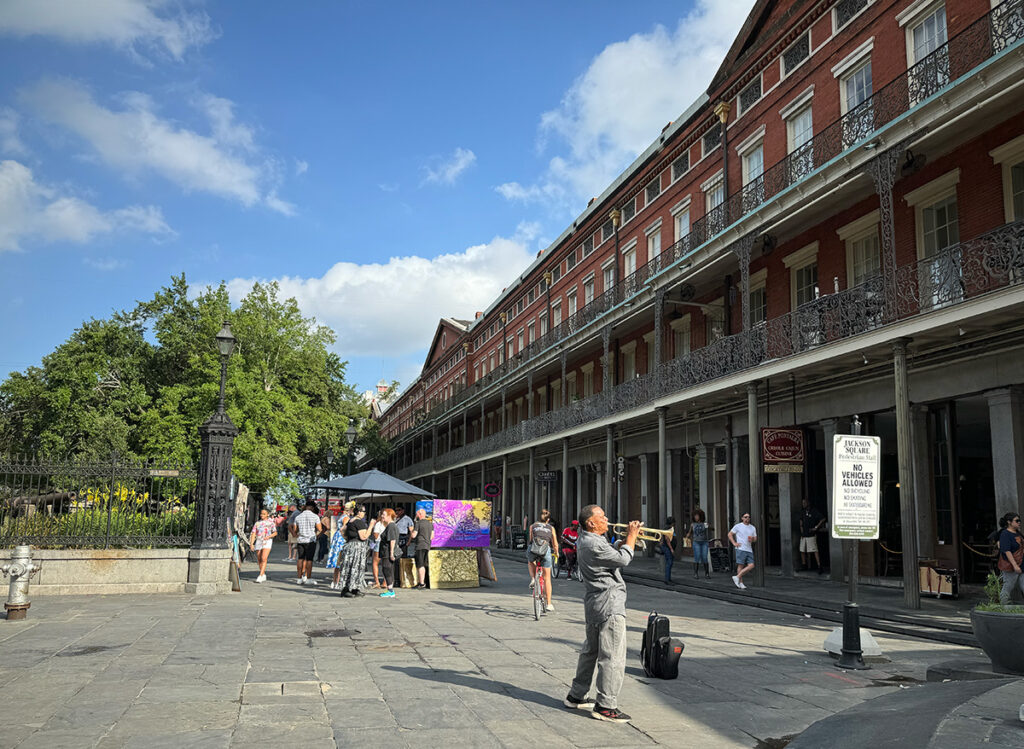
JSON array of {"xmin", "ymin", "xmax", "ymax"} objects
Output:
[
  {"xmin": 560, "ymin": 520, "xmax": 580, "ymax": 578},
  {"xmin": 527, "ymin": 509, "xmax": 557, "ymax": 612}
]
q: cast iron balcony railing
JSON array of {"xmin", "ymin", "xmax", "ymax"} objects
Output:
[
  {"xmin": 395, "ymin": 221, "xmax": 1024, "ymax": 478},
  {"xmin": 387, "ymin": 0, "xmax": 1024, "ymax": 447}
]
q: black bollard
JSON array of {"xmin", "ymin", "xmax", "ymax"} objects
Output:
[{"xmin": 836, "ymin": 602, "xmax": 869, "ymax": 670}]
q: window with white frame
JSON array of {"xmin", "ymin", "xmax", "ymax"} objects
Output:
[
  {"xmin": 671, "ymin": 315, "xmax": 691, "ymax": 357},
  {"xmin": 527, "ymin": 321, "xmax": 535, "ymax": 343},
  {"xmin": 671, "ymin": 200, "xmax": 691, "ymax": 243},
  {"xmin": 834, "ymin": 0, "xmax": 870, "ymax": 31},
  {"xmin": 901, "ymin": 1, "xmax": 949, "ymax": 102},
  {"xmin": 703, "ymin": 126, "xmax": 721, "ymax": 157},
  {"xmin": 583, "ymin": 276, "xmax": 595, "ymax": 305},
  {"xmin": 705, "ymin": 172, "xmax": 726, "ymax": 235},
  {"xmin": 581, "ymin": 235, "xmax": 594, "ymax": 257},
  {"xmin": 782, "ymin": 31, "xmax": 810, "ymax": 76},
  {"xmin": 921, "ymin": 194, "xmax": 959, "ymax": 255},
  {"xmin": 739, "ymin": 76, "xmax": 762, "ymax": 115},
  {"xmin": 905, "ymin": 169, "xmax": 961, "ymax": 306},
  {"xmin": 567, "ymin": 290, "xmax": 577, "ymax": 317},
  {"xmin": 581, "ymin": 363, "xmax": 594, "ymax": 397},
  {"xmin": 671, "ymin": 151, "xmax": 689, "ymax": 182},
  {"xmin": 602, "ymin": 219, "xmax": 615, "ymax": 243},
  {"xmin": 539, "ymin": 312, "xmax": 548, "ymax": 335},
  {"xmin": 646, "ymin": 225, "xmax": 662, "ymax": 262},
  {"xmin": 738, "ymin": 130, "xmax": 765, "ymax": 211},
  {"xmin": 646, "ymin": 177, "xmax": 661, "ymax": 205},
  {"xmin": 621, "ymin": 341, "xmax": 637, "ymax": 380},
  {"xmin": 990, "ymin": 134, "xmax": 1024, "ymax": 221},
  {"xmin": 838, "ymin": 211, "xmax": 882, "ymax": 288},
  {"xmin": 517, "ymin": 329, "xmax": 524, "ymax": 352},
  {"xmin": 621, "ymin": 198, "xmax": 636, "ymax": 224},
  {"xmin": 783, "ymin": 86, "xmax": 815, "ymax": 179},
  {"xmin": 784, "ymin": 243, "xmax": 820, "ymax": 310},
  {"xmin": 623, "ymin": 246, "xmax": 637, "ymax": 277},
  {"xmin": 705, "ymin": 300, "xmax": 725, "ymax": 343},
  {"xmin": 602, "ymin": 258, "xmax": 615, "ymax": 293},
  {"xmin": 551, "ymin": 301, "xmax": 562, "ymax": 328},
  {"xmin": 566, "ymin": 372, "xmax": 577, "ymax": 401},
  {"xmin": 749, "ymin": 268, "xmax": 768, "ymax": 326},
  {"xmin": 834, "ymin": 39, "xmax": 874, "ymax": 147}
]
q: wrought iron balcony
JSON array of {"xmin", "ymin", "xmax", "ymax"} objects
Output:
[
  {"xmin": 396, "ymin": 221, "xmax": 1024, "ymax": 479},
  {"xmin": 389, "ymin": 0, "xmax": 1024, "ymax": 449}
]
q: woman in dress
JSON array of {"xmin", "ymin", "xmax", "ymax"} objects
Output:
[
  {"xmin": 337, "ymin": 504, "xmax": 371, "ymax": 597},
  {"xmin": 249, "ymin": 508, "xmax": 277, "ymax": 583},
  {"xmin": 326, "ymin": 501, "xmax": 354, "ymax": 590},
  {"xmin": 686, "ymin": 508, "xmax": 710, "ymax": 579},
  {"xmin": 369, "ymin": 510, "xmax": 386, "ymax": 588}
]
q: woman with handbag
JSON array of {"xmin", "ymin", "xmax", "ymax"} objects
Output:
[
  {"xmin": 996, "ymin": 512, "xmax": 1024, "ymax": 604},
  {"xmin": 527, "ymin": 508, "xmax": 557, "ymax": 612}
]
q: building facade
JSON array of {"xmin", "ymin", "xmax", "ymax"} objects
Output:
[{"xmin": 376, "ymin": 0, "xmax": 1024, "ymax": 604}]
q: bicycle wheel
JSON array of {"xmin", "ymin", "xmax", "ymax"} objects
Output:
[{"xmin": 533, "ymin": 574, "xmax": 542, "ymax": 620}]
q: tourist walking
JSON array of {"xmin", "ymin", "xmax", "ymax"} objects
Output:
[
  {"xmin": 660, "ymin": 517, "xmax": 676, "ymax": 584},
  {"xmin": 378, "ymin": 509, "xmax": 399, "ymax": 598},
  {"xmin": 686, "ymin": 508, "xmax": 710, "ymax": 579},
  {"xmin": 395, "ymin": 506, "xmax": 414, "ymax": 557},
  {"xmin": 370, "ymin": 511, "xmax": 385, "ymax": 588},
  {"xmin": 997, "ymin": 512, "xmax": 1024, "ymax": 604},
  {"xmin": 326, "ymin": 502, "xmax": 353, "ymax": 590},
  {"xmin": 284, "ymin": 503, "xmax": 299, "ymax": 561},
  {"xmin": 249, "ymin": 508, "xmax": 277, "ymax": 583},
  {"xmin": 410, "ymin": 507, "xmax": 433, "ymax": 588},
  {"xmin": 728, "ymin": 513, "xmax": 757, "ymax": 590},
  {"xmin": 291, "ymin": 501, "xmax": 323, "ymax": 586},
  {"xmin": 563, "ymin": 504, "xmax": 640, "ymax": 724},
  {"xmin": 799, "ymin": 498, "xmax": 826, "ymax": 573},
  {"xmin": 527, "ymin": 508, "xmax": 557, "ymax": 612},
  {"xmin": 337, "ymin": 504, "xmax": 371, "ymax": 597}
]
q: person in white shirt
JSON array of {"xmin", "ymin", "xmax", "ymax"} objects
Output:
[
  {"xmin": 394, "ymin": 506, "xmax": 415, "ymax": 557},
  {"xmin": 290, "ymin": 501, "xmax": 323, "ymax": 585},
  {"xmin": 728, "ymin": 513, "xmax": 757, "ymax": 590}
]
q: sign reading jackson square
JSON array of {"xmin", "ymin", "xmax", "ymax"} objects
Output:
[{"xmin": 831, "ymin": 434, "xmax": 881, "ymax": 540}]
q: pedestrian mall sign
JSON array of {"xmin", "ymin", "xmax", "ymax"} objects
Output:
[
  {"xmin": 831, "ymin": 434, "xmax": 881, "ymax": 540},
  {"xmin": 761, "ymin": 427, "xmax": 804, "ymax": 473}
]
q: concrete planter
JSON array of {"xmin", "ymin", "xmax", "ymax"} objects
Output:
[{"xmin": 971, "ymin": 608, "xmax": 1024, "ymax": 675}]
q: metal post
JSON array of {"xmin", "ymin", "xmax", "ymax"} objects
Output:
[
  {"xmin": 561, "ymin": 438, "xmax": 570, "ymax": 530},
  {"xmin": 848, "ymin": 415, "xmax": 862, "ymax": 603},
  {"xmin": 501, "ymin": 455, "xmax": 509, "ymax": 547},
  {"xmin": 605, "ymin": 425, "xmax": 615, "ymax": 516},
  {"xmin": 657, "ymin": 407, "xmax": 668, "ymax": 528},
  {"xmin": 195, "ymin": 407, "xmax": 238, "ymax": 549},
  {"xmin": 527, "ymin": 448, "xmax": 536, "ymax": 524},
  {"xmin": 747, "ymin": 382, "xmax": 764, "ymax": 587},
  {"xmin": 893, "ymin": 338, "xmax": 921, "ymax": 608}
]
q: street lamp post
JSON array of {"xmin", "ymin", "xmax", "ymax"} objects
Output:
[
  {"xmin": 187, "ymin": 321, "xmax": 239, "ymax": 594},
  {"xmin": 345, "ymin": 418, "xmax": 358, "ymax": 475}
]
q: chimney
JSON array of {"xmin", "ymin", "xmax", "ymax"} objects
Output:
[{"xmin": 475, "ymin": 311, "xmax": 483, "ymax": 319}]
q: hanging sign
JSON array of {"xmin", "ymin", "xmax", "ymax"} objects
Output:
[
  {"xmin": 761, "ymin": 427, "xmax": 804, "ymax": 473},
  {"xmin": 483, "ymin": 482, "xmax": 501, "ymax": 497},
  {"xmin": 535, "ymin": 470, "xmax": 558, "ymax": 482},
  {"xmin": 831, "ymin": 434, "xmax": 881, "ymax": 540}
]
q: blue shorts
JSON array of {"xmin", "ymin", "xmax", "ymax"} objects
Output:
[
  {"xmin": 528, "ymin": 548, "xmax": 552, "ymax": 569},
  {"xmin": 736, "ymin": 549, "xmax": 754, "ymax": 566}
]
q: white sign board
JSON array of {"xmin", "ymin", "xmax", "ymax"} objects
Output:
[{"xmin": 831, "ymin": 434, "xmax": 881, "ymax": 540}]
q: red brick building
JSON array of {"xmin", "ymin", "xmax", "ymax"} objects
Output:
[{"xmin": 377, "ymin": 0, "xmax": 1024, "ymax": 603}]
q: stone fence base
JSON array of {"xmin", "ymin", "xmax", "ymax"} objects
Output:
[{"xmin": 0, "ymin": 548, "xmax": 232, "ymax": 596}]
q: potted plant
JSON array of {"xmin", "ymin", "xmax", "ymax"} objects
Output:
[{"xmin": 970, "ymin": 572, "xmax": 1024, "ymax": 675}]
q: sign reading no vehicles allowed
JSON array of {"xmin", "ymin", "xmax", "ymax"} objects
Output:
[{"xmin": 831, "ymin": 434, "xmax": 881, "ymax": 540}]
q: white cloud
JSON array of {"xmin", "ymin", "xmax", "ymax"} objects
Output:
[
  {"xmin": 0, "ymin": 108, "xmax": 27, "ymax": 155},
  {"xmin": 221, "ymin": 227, "xmax": 536, "ymax": 361},
  {"xmin": 21, "ymin": 79, "xmax": 293, "ymax": 214},
  {"xmin": 294, "ymin": 159, "xmax": 308, "ymax": 176},
  {"xmin": 497, "ymin": 0, "xmax": 754, "ymax": 212},
  {"xmin": 0, "ymin": 159, "xmax": 172, "ymax": 252},
  {"xmin": 423, "ymin": 147, "xmax": 477, "ymax": 186},
  {"xmin": 83, "ymin": 256, "xmax": 126, "ymax": 271},
  {"xmin": 0, "ymin": 0, "xmax": 215, "ymax": 59}
]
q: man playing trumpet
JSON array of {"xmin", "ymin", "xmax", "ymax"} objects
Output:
[{"xmin": 563, "ymin": 504, "xmax": 641, "ymax": 724}]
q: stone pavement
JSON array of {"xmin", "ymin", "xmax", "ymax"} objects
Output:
[{"xmin": 0, "ymin": 553, "xmax": 992, "ymax": 748}]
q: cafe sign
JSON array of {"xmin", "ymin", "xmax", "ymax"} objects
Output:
[{"xmin": 761, "ymin": 427, "xmax": 804, "ymax": 473}]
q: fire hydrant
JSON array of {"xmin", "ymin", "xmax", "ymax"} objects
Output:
[{"xmin": 1, "ymin": 545, "xmax": 41, "ymax": 621}]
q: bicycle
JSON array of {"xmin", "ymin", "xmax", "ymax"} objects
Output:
[
  {"xmin": 555, "ymin": 548, "xmax": 581, "ymax": 581},
  {"xmin": 532, "ymin": 563, "xmax": 545, "ymax": 620}
]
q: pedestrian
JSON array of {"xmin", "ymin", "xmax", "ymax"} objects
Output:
[
  {"xmin": 563, "ymin": 504, "xmax": 640, "ymax": 724},
  {"xmin": 799, "ymin": 499, "xmax": 826, "ymax": 573},
  {"xmin": 527, "ymin": 508, "xmax": 557, "ymax": 612},
  {"xmin": 728, "ymin": 512, "xmax": 757, "ymax": 590},
  {"xmin": 284, "ymin": 503, "xmax": 299, "ymax": 561},
  {"xmin": 394, "ymin": 506, "xmax": 414, "ymax": 557},
  {"xmin": 660, "ymin": 517, "xmax": 676, "ymax": 584},
  {"xmin": 249, "ymin": 508, "xmax": 277, "ymax": 583},
  {"xmin": 291, "ymin": 500, "xmax": 323, "ymax": 586},
  {"xmin": 326, "ymin": 502, "xmax": 353, "ymax": 590},
  {"xmin": 369, "ymin": 510, "xmax": 385, "ymax": 588},
  {"xmin": 315, "ymin": 508, "xmax": 330, "ymax": 564},
  {"xmin": 686, "ymin": 508, "xmax": 710, "ymax": 579},
  {"xmin": 378, "ymin": 508, "xmax": 399, "ymax": 598},
  {"xmin": 337, "ymin": 504, "xmax": 371, "ymax": 597},
  {"xmin": 410, "ymin": 507, "xmax": 433, "ymax": 588},
  {"xmin": 996, "ymin": 512, "xmax": 1024, "ymax": 604}
]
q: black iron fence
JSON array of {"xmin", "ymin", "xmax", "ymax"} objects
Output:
[{"xmin": 0, "ymin": 453, "xmax": 197, "ymax": 548}]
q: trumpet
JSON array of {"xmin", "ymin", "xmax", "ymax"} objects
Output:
[{"xmin": 609, "ymin": 523, "xmax": 674, "ymax": 549}]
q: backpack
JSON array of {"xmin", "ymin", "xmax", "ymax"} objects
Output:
[{"xmin": 640, "ymin": 611, "xmax": 684, "ymax": 680}]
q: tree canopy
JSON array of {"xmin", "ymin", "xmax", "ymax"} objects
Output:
[{"xmin": 0, "ymin": 274, "xmax": 380, "ymax": 494}]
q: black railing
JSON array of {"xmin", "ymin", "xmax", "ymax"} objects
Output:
[
  {"xmin": 0, "ymin": 453, "xmax": 197, "ymax": 548},
  {"xmin": 397, "ymin": 221, "xmax": 1024, "ymax": 478},
  {"xmin": 389, "ymin": 0, "xmax": 1024, "ymax": 448}
]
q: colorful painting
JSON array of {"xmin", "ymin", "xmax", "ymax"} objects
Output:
[
  {"xmin": 431, "ymin": 499, "xmax": 491, "ymax": 548},
  {"xmin": 415, "ymin": 499, "xmax": 434, "ymax": 519}
]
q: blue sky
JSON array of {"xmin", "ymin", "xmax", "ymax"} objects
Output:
[{"xmin": 0, "ymin": 0, "xmax": 753, "ymax": 395}]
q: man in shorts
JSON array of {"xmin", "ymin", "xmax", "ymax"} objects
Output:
[
  {"xmin": 728, "ymin": 513, "xmax": 757, "ymax": 590},
  {"xmin": 291, "ymin": 500, "xmax": 323, "ymax": 585},
  {"xmin": 410, "ymin": 508, "xmax": 433, "ymax": 588},
  {"xmin": 799, "ymin": 499, "xmax": 826, "ymax": 573}
]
